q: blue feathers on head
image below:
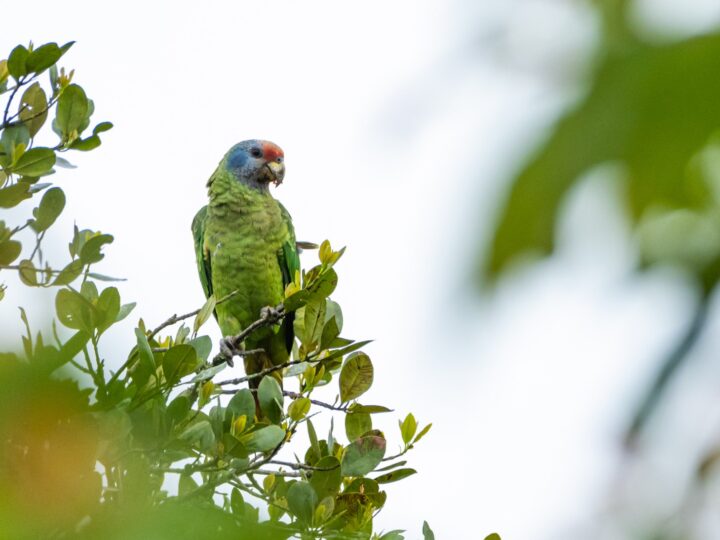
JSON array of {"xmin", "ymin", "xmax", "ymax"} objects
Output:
[{"xmin": 221, "ymin": 139, "xmax": 285, "ymax": 191}]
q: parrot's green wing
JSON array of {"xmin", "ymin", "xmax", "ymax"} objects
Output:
[
  {"xmin": 192, "ymin": 205, "xmax": 213, "ymax": 300},
  {"xmin": 277, "ymin": 202, "xmax": 300, "ymax": 353}
]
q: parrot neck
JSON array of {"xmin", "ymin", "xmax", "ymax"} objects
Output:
[{"xmin": 208, "ymin": 168, "xmax": 274, "ymax": 212}]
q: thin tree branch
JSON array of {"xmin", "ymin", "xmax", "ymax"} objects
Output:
[
  {"xmin": 282, "ymin": 390, "xmax": 348, "ymax": 412},
  {"xmin": 624, "ymin": 296, "xmax": 710, "ymax": 449},
  {"xmin": 147, "ymin": 289, "xmax": 241, "ymax": 340}
]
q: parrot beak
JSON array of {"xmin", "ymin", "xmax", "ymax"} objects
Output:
[{"xmin": 264, "ymin": 161, "xmax": 285, "ymax": 186}]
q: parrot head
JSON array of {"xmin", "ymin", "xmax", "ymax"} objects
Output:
[{"xmin": 223, "ymin": 139, "xmax": 285, "ymax": 190}]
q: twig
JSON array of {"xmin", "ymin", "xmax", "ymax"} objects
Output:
[
  {"xmin": 282, "ymin": 390, "xmax": 348, "ymax": 412},
  {"xmin": 147, "ymin": 289, "xmax": 240, "ymax": 340},
  {"xmin": 3, "ymin": 75, "xmax": 25, "ymax": 124},
  {"xmin": 249, "ymin": 469, "xmax": 302, "ymax": 478},
  {"xmin": 267, "ymin": 459, "xmax": 340, "ymax": 472},
  {"xmin": 216, "ymin": 357, "xmax": 309, "ymax": 386}
]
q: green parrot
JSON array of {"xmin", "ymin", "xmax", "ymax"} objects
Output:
[{"xmin": 192, "ymin": 139, "xmax": 299, "ymax": 397}]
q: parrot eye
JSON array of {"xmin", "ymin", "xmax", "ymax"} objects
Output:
[{"xmin": 250, "ymin": 147, "xmax": 263, "ymax": 158}]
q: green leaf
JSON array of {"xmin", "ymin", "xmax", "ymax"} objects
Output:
[
  {"xmin": 79, "ymin": 233, "xmax": 113, "ymax": 264},
  {"xmin": 423, "ymin": 521, "xmax": 435, "ymax": 540},
  {"xmin": 309, "ymin": 455, "xmax": 341, "ymax": 499},
  {"xmin": 56, "ymin": 288, "xmax": 95, "ymax": 332},
  {"xmin": 301, "ymin": 298, "xmax": 326, "ymax": 349},
  {"xmin": 57, "ymin": 330, "xmax": 91, "ymax": 369},
  {"xmin": 413, "ymin": 423, "xmax": 432, "ymax": 445},
  {"xmin": 180, "ymin": 420, "xmax": 215, "ymax": 453},
  {"xmin": 86, "ymin": 272, "xmax": 125, "ymax": 282},
  {"xmin": 307, "ymin": 419, "xmax": 320, "ymax": 461},
  {"xmin": 339, "ymin": 352, "xmax": 374, "ymax": 403},
  {"xmin": 178, "ymin": 474, "xmax": 199, "ymax": 496},
  {"xmin": 0, "ymin": 124, "xmax": 30, "ymax": 165},
  {"xmin": 238, "ymin": 425, "xmax": 285, "ymax": 453},
  {"xmin": 345, "ymin": 411, "xmax": 372, "ymax": 441},
  {"xmin": 18, "ymin": 259, "xmax": 38, "ymax": 286},
  {"xmin": 134, "ymin": 327, "xmax": 156, "ymax": 378},
  {"xmin": 379, "ymin": 531, "xmax": 406, "ymax": 540},
  {"xmin": 0, "ymin": 240, "xmax": 21, "ymax": 265},
  {"xmin": 25, "ymin": 43, "xmax": 63, "ymax": 74},
  {"xmin": 322, "ymin": 339, "xmax": 373, "ymax": 363},
  {"xmin": 194, "ymin": 294, "xmax": 216, "ymax": 333},
  {"xmin": 351, "ymin": 404, "xmax": 392, "ymax": 414},
  {"xmin": 226, "ymin": 389, "xmax": 256, "ymax": 426},
  {"xmin": 93, "ymin": 121, "xmax": 113, "ymax": 134},
  {"xmin": 31, "ymin": 187, "xmax": 65, "ymax": 232},
  {"xmin": 400, "ymin": 413, "xmax": 417, "ymax": 445},
  {"xmin": 52, "ymin": 259, "xmax": 84, "ymax": 286},
  {"xmin": 374, "ymin": 468, "xmax": 417, "ymax": 484},
  {"xmin": 115, "ymin": 302, "xmax": 136, "ymax": 322},
  {"xmin": 56, "ymin": 84, "xmax": 89, "ymax": 137},
  {"xmin": 307, "ymin": 267, "xmax": 338, "ymax": 299},
  {"xmin": 191, "ymin": 363, "xmax": 225, "ymax": 382},
  {"xmin": 341, "ymin": 434, "xmax": 386, "ymax": 476},
  {"xmin": 7, "ymin": 45, "xmax": 29, "ymax": 79},
  {"xmin": 258, "ymin": 376, "xmax": 284, "ymax": 424},
  {"xmin": 11, "ymin": 147, "xmax": 55, "ymax": 177},
  {"xmin": 95, "ymin": 286, "xmax": 120, "ymax": 334},
  {"xmin": 288, "ymin": 397, "xmax": 311, "ymax": 421},
  {"xmin": 481, "ymin": 33, "xmax": 720, "ymax": 285},
  {"xmin": 0, "ymin": 182, "xmax": 32, "ymax": 208},
  {"xmin": 162, "ymin": 344, "xmax": 199, "ymax": 384},
  {"xmin": 286, "ymin": 481, "xmax": 318, "ymax": 525},
  {"xmin": 19, "ymin": 83, "xmax": 48, "ymax": 137},
  {"xmin": 188, "ymin": 335, "xmax": 212, "ymax": 362},
  {"xmin": 69, "ymin": 135, "xmax": 101, "ymax": 151}
]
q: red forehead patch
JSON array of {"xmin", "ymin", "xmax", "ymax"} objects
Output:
[{"xmin": 262, "ymin": 142, "xmax": 284, "ymax": 161}]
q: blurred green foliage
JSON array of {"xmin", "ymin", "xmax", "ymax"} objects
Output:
[
  {"xmin": 0, "ymin": 41, "xmax": 463, "ymax": 539},
  {"xmin": 480, "ymin": 0, "xmax": 720, "ymax": 445}
]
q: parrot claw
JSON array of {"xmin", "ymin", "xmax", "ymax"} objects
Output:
[
  {"xmin": 260, "ymin": 305, "xmax": 284, "ymax": 324},
  {"xmin": 219, "ymin": 337, "xmax": 240, "ymax": 367}
]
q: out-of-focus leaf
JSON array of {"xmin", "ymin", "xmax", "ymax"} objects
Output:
[
  {"xmin": 0, "ymin": 181, "xmax": 32, "ymax": 208},
  {"xmin": 0, "ymin": 240, "xmax": 21, "ymax": 265},
  {"xmin": 7, "ymin": 45, "xmax": 29, "ymax": 79},
  {"xmin": 482, "ymin": 33, "xmax": 720, "ymax": 290},
  {"xmin": 52, "ymin": 259, "xmax": 84, "ymax": 286},
  {"xmin": 31, "ymin": 186, "xmax": 65, "ymax": 232},
  {"xmin": 11, "ymin": 147, "xmax": 55, "ymax": 177},
  {"xmin": 19, "ymin": 83, "xmax": 48, "ymax": 136},
  {"xmin": 79, "ymin": 233, "xmax": 113, "ymax": 264},
  {"xmin": 423, "ymin": 521, "xmax": 435, "ymax": 540},
  {"xmin": 55, "ymin": 84, "xmax": 89, "ymax": 138},
  {"xmin": 25, "ymin": 43, "xmax": 63, "ymax": 74},
  {"xmin": 18, "ymin": 259, "xmax": 38, "ymax": 286}
]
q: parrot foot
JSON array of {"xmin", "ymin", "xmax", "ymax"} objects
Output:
[
  {"xmin": 260, "ymin": 305, "xmax": 284, "ymax": 324},
  {"xmin": 219, "ymin": 337, "xmax": 242, "ymax": 367}
]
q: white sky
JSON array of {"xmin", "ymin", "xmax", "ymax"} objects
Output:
[{"xmin": 4, "ymin": 1, "xmax": 720, "ymax": 538}]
